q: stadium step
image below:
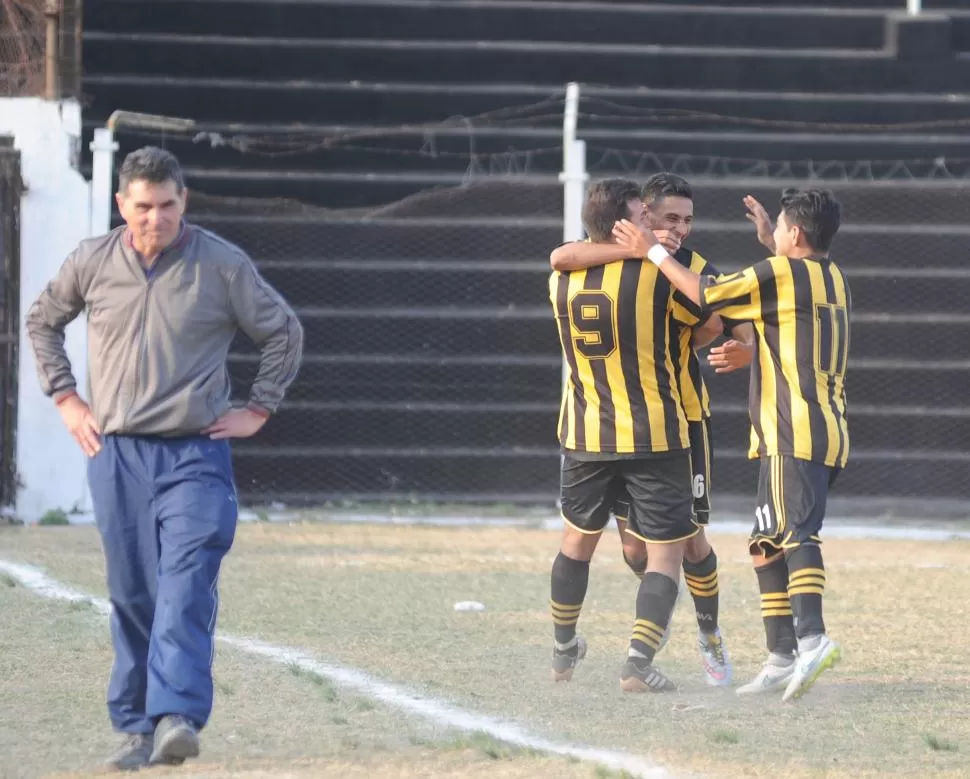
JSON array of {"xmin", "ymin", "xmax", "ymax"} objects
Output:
[
  {"xmin": 255, "ymin": 260, "xmax": 550, "ymax": 309},
  {"xmin": 80, "ymin": 120, "xmax": 970, "ymax": 180},
  {"xmin": 541, "ymin": 0, "xmax": 964, "ymax": 7},
  {"xmin": 244, "ymin": 401, "xmax": 970, "ymax": 451},
  {"xmin": 82, "ymin": 76, "xmax": 970, "ymax": 131},
  {"xmin": 229, "ymin": 354, "xmax": 563, "ymax": 405},
  {"xmin": 248, "ymin": 258, "xmax": 970, "ymax": 316},
  {"xmin": 178, "ymin": 214, "xmax": 970, "ymax": 275},
  {"xmin": 229, "ymin": 446, "xmax": 968, "ymax": 504},
  {"xmin": 82, "ymin": 0, "xmax": 888, "ymax": 50},
  {"xmin": 692, "ymin": 227, "xmax": 970, "ymax": 273},
  {"xmin": 80, "ymin": 31, "xmax": 970, "ymax": 92},
  {"xmin": 191, "ymin": 216, "xmax": 564, "ymax": 261},
  {"xmin": 176, "ymin": 175, "xmax": 970, "ymax": 224},
  {"xmin": 95, "ymin": 165, "xmax": 970, "ymax": 218},
  {"xmin": 229, "ymin": 355, "xmax": 970, "ymax": 410},
  {"xmin": 267, "ymin": 309, "xmax": 970, "ymax": 362}
]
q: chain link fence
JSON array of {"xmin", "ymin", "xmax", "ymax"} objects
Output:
[
  {"xmin": 87, "ymin": 99, "xmax": 970, "ymax": 514},
  {"xmin": 0, "ymin": 0, "xmax": 46, "ymax": 97},
  {"xmin": 0, "ymin": 0, "xmax": 81, "ymax": 98}
]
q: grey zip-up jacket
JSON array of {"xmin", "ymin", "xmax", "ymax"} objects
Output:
[{"xmin": 26, "ymin": 223, "xmax": 304, "ymax": 437}]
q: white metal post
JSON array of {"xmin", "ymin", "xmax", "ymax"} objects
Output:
[
  {"xmin": 559, "ymin": 82, "xmax": 587, "ymax": 244},
  {"xmin": 89, "ymin": 127, "xmax": 118, "ymax": 237},
  {"xmin": 558, "ymin": 82, "xmax": 589, "ymax": 426},
  {"xmin": 907, "ymin": 0, "xmax": 921, "ymax": 15}
]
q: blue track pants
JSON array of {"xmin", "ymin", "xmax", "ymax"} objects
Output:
[{"xmin": 88, "ymin": 434, "xmax": 238, "ymax": 734}]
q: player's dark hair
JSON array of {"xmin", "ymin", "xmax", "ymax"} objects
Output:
[
  {"xmin": 780, "ymin": 187, "xmax": 841, "ymax": 253},
  {"xmin": 582, "ymin": 178, "xmax": 642, "ymax": 242},
  {"xmin": 641, "ymin": 173, "xmax": 692, "ymax": 207},
  {"xmin": 118, "ymin": 146, "xmax": 185, "ymax": 195}
]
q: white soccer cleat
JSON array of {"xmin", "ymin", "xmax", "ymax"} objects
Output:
[
  {"xmin": 736, "ymin": 654, "xmax": 795, "ymax": 695},
  {"xmin": 782, "ymin": 634, "xmax": 841, "ymax": 702},
  {"xmin": 698, "ymin": 629, "xmax": 733, "ymax": 687}
]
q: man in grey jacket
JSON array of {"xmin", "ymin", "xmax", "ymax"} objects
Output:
[{"xmin": 25, "ymin": 146, "xmax": 303, "ymax": 771}]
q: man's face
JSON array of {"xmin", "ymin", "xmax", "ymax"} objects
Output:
[
  {"xmin": 774, "ymin": 210, "xmax": 797, "ymax": 256},
  {"xmin": 116, "ymin": 179, "xmax": 186, "ymax": 256},
  {"xmin": 646, "ymin": 195, "xmax": 693, "ymax": 252}
]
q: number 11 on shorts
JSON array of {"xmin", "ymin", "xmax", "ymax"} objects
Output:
[{"xmin": 755, "ymin": 503, "xmax": 772, "ymax": 533}]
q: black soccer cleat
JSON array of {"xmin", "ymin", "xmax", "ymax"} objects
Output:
[
  {"xmin": 620, "ymin": 657, "xmax": 677, "ymax": 693},
  {"xmin": 552, "ymin": 636, "xmax": 588, "ymax": 682}
]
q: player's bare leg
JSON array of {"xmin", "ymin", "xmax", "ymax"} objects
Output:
[{"xmin": 550, "ymin": 525, "xmax": 599, "ymax": 681}]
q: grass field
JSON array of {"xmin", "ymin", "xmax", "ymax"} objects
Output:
[{"xmin": 2, "ymin": 519, "xmax": 969, "ymax": 779}]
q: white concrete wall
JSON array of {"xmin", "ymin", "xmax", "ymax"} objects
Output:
[{"xmin": 0, "ymin": 98, "xmax": 92, "ymax": 522}]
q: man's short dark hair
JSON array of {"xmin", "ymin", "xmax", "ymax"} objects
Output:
[
  {"xmin": 118, "ymin": 146, "xmax": 185, "ymax": 195},
  {"xmin": 582, "ymin": 178, "xmax": 642, "ymax": 242},
  {"xmin": 641, "ymin": 173, "xmax": 692, "ymax": 207},
  {"xmin": 780, "ymin": 187, "xmax": 841, "ymax": 253}
]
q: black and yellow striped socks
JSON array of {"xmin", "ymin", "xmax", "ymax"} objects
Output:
[
  {"xmin": 785, "ymin": 544, "xmax": 826, "ymax": 639},
  {"xmin": 755, "ymin": 554, "xmax": 796, "ymax": 657},
  {"xmin": 550, "ymin": 552, "xmax": 589, "ymax": 646},
  {"xmin": 683, "ymin": 550, "xmax": 719, "ymax": 634},
  {"xmin": 629, "ymin": 572, "xmax": 678, "ymax": 663}
]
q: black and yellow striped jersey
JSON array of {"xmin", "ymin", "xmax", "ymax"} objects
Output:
[
  {"xmin": 550, "ymin": 259, "xmax": 703, "ymax": 456},
  {"xmin": 699, "ymin": 256, "xmax": 851, "ymax": 468},
  {"xmin": 669, "ymin": 247, "xmax": 716, "ymax": 423}
]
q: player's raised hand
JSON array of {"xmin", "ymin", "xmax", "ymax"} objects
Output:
[
  {"xmin": 58, "ymin": 394, "xmax": 102, "ymax": 457},
  {"xmin": 612, "ymin": 219, "xmax": 656, "ymax": 256},
  {"xmin": 743, "ymin": 195, "xmax": 776, "ymax": 252},
  {"xmin": 708, "ymin": 339, "xmax": 754, "ymax": 374}
]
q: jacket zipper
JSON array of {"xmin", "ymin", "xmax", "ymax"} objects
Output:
[{"xmin": 122, "ymin": 275, "xmax": 154, "ymax": 430}]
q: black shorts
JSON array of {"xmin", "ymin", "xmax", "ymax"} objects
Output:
[
  {"xmin": 749, "ymin": 455, "xmax": 841, "ymax": 555},
  {"xmin": 688, "ymin": 418, "xmax": 712, "ymax": 524},
  {"xmin": 560, "ymin": 451, "xmax": 697, "ymax": 544},
  {"xmin": 613, "ymin": 418, "xmax": 712, "ymax": 526}
]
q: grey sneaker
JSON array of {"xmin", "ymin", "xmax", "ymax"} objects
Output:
[
  {"xmin": 149, "ymin": 715, "xmax": 200, "ymax": 765},
  {"xmin": 552, "ymin": 636, "xmax": 587, "ymax": 682},
  {"xmin": 619, "ymin": 657, "xmax": 677, "ymax": 693},
  {"xmin": 105, "ymin": 733, "xmax": 153, "ymax": 772}
]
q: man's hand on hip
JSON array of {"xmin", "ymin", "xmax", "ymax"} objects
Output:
[
  {"xmin": 58, "ymin": 395, "xmax": 102, "ymax": 457},
  {"xmin": 203, "ymin": 408, "xmax": 268, "ymax": 440}
]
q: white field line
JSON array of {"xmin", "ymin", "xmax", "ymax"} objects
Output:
[{"xmin": 0, "ymin": 559, "xmax": 673, "ymax": 779}]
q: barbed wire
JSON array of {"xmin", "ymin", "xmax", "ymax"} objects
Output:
[
  {"xmin": 105, "ymin": 87, "xmax": 970, "ymax": 183},
  {"xmin": 580, "ymin": 96, "xmax": 970, "ymax": 133},
  {"xmin": 587, "ymin": 148, "xmax": 970, "ymax": 182}
]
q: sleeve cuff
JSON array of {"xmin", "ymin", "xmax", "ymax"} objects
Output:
[
  {"xmin": 53, "ymin": 389, "xmax": 78, "ymax": 406},
  {"xmin": 247, "ymin": 402, "xmax": 272, "ymax": 419},
  {"xmin": 697, "ymin": 275, "xmax": 716, "ymax": 316}
]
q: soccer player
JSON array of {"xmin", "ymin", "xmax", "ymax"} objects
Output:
[
  {"xmin": 25, "ymin": 147, "xmax": 304, "ymax": 768},
  {"xmin": 548, "ymin": 177, "xmax": 722, "ymax": 693},
  {"xmin": 612, "ymin": 187, "xmax": 848, "ymax": 702},
  {"xmin": 550, "ymin": 173, "xmax": 753, "ymax": 687}
]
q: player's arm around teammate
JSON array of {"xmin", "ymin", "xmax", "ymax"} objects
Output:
[
  {"xmin": 550, "ymin": 174, "xmax": 756, "ymax": 687},
  {"xmin": 550, "ymin": 178, "xmax": 706, "ymax": 693},
  {"xmin": 25, "ymin": 147, "xmax": 304, "ymax": 770},
  {"xmin": 613, "ymin": 189, "xmax": 849, "ymax": 703}
]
